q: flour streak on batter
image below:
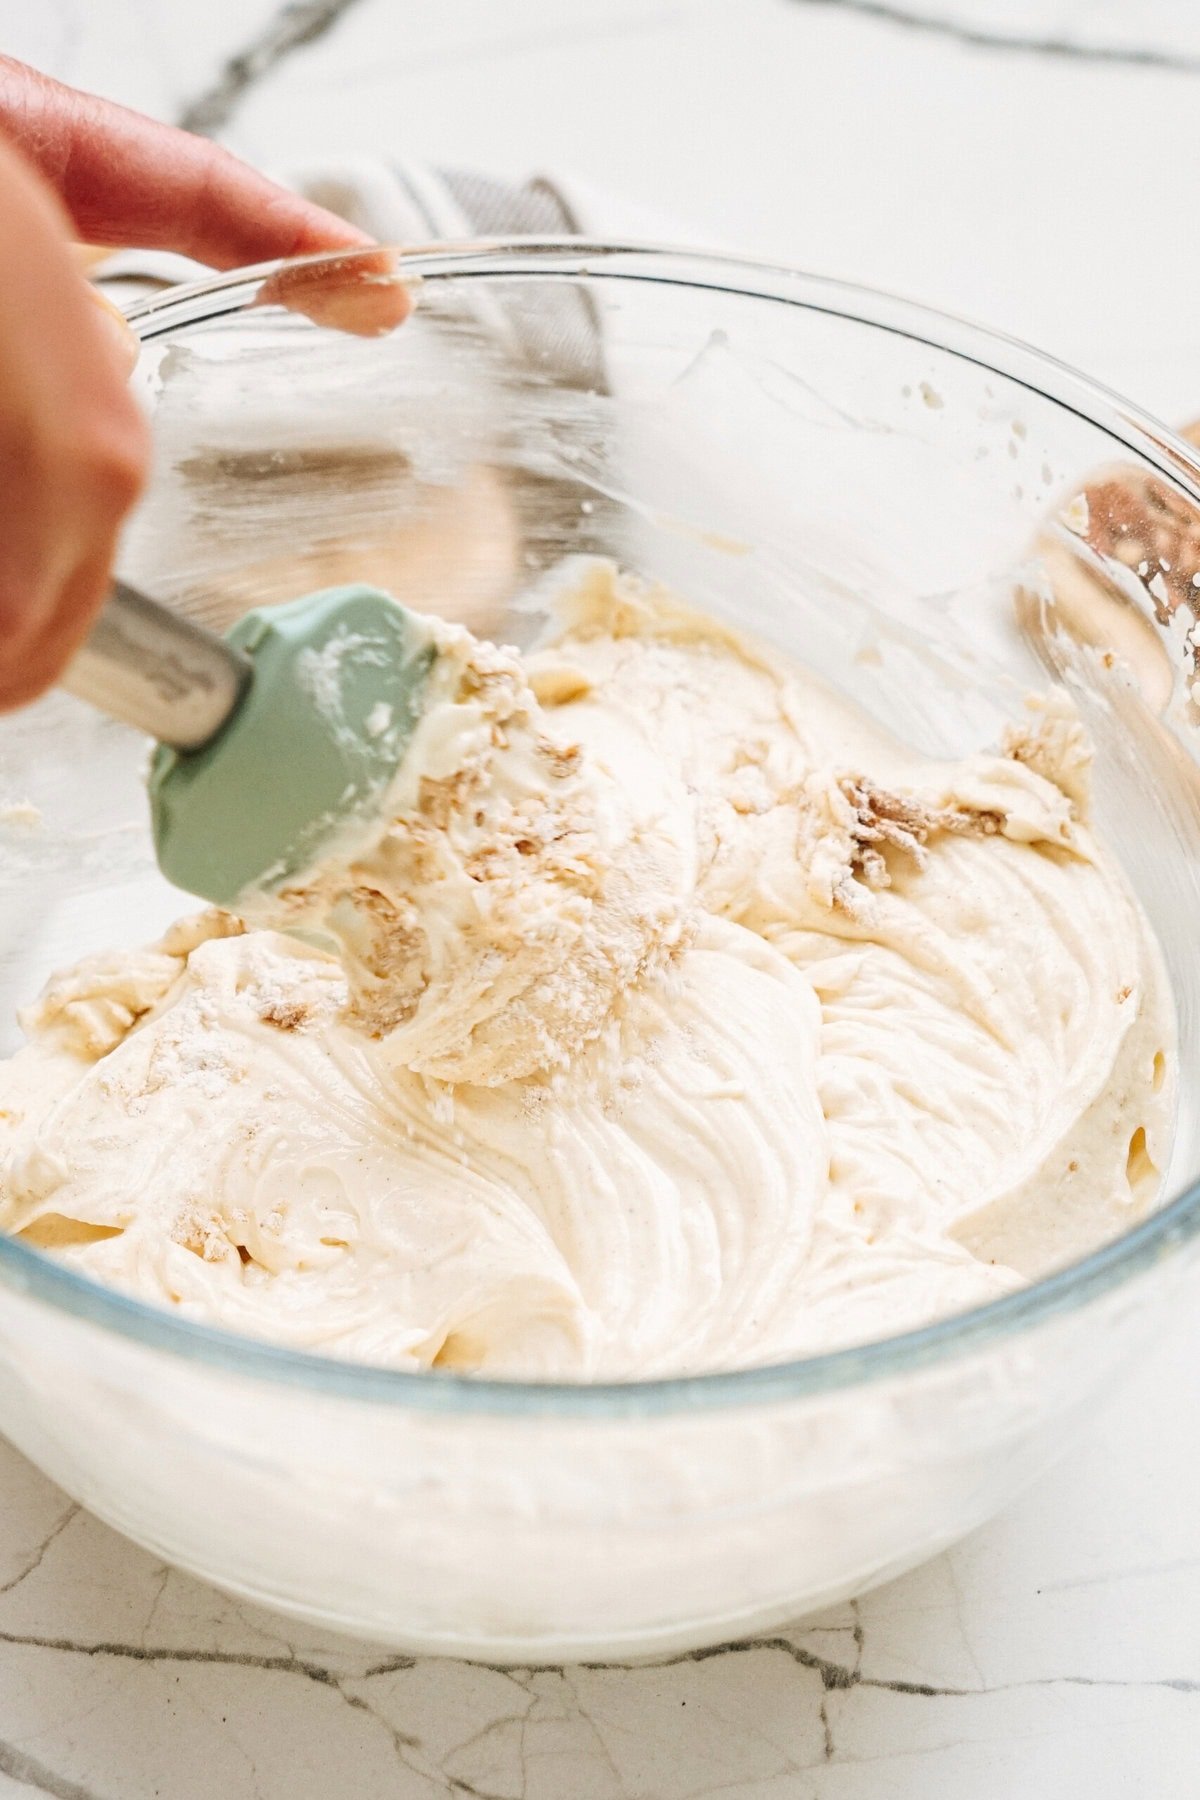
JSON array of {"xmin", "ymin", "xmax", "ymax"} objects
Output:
[{"xmin": 0, "ymin": 564, "xmax": 1175, "ymax": 1376}]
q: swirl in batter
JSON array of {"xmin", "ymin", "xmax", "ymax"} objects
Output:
[{"xmin": 0, "ymin": 564, "xmax": 1174, "ymax": 1375}]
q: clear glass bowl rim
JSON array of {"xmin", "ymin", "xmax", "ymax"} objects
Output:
[{"xmin": 3, "ymin": 237, "xmax": 1197, "ymax": 1420}]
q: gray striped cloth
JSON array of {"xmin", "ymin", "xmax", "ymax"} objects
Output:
[
  {"xmin": 94, "ymin": 157, "xmax": 611, "ymax": 394},
  {"xmin": 99, "ymin": 157, "xmax": 694, "ymax": 636}
]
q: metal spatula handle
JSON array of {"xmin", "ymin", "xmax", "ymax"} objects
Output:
[{"xmin": 62, "ymin": 581, "xmax": 252, "ymax": 752}]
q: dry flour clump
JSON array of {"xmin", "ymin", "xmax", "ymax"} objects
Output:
[{"xmin": 245, "ymin": 619, "xmax": 696, "ymax": 1086}]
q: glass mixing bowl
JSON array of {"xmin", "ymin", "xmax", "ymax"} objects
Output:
[{"xmin": 0, "ymin": 242, "xmax": 1198, "ymax": 1663}]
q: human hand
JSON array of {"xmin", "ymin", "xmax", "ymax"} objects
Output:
[
  {"xmin": 0, "ymin": 56, "xmax": 375, "ymax": 270},
  {"xmin": 0, "ymin": 58, "xmax": 407, "ymax": 710}
]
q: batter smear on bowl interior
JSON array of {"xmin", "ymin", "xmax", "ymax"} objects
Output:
[{"xmin": 0, "ymin": 563, "xmax": 1174, "ymax": 1376}]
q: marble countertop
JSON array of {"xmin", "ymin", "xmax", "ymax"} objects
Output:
[{"xmin": 0, "ymin": 1, "xmax": 1199, "ymax": 1793}]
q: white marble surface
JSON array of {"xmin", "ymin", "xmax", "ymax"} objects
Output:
[{"xmin": 1, "ymin": 1, "xmax": 1200, "ymax": 1793}]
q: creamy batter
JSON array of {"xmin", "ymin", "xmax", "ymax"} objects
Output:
[{"xmin": 0, "ymin": 564, "xmax": 1175, "ymax": 1376}]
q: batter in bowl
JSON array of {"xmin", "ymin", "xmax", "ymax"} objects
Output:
[{"xmin": 0, "ymin": 563, "xmax": 1175, "ymax": 1376}]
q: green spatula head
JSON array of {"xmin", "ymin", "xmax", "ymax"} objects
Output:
[{"xmin": 149, "ymin": 585, "xmax": 437, "ymax": 909}]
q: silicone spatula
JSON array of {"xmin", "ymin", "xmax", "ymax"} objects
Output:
[{"xmin": 62, "ymin": 581, "xmax": 436, "ymax": 908}]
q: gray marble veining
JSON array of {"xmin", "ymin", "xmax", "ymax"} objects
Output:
[{"xmin": 0, "ymin": 0, "xmax": 1197, "ymax": 1792}]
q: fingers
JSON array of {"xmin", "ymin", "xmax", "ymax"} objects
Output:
[
  {"xmin": 255, "ymin": 249, "xmax": 414, "ymax": 337},
  {"xmin": 4, "ymin": 57, "xmax": 413, "ymax": 338},
  {"xmin": 0, "ymin": 55, "xmax": 373, "ymax": 269},
  {"xmin": 0, "ymin": 135, "xmax": 149, "ymax": 710},
  {"xmin": 0, "ymin": 57, "xmax": 414, "ymax": 713},
  {"xmin": 0, "ymin": 535, "xmax": 124, "ymax": 713}
]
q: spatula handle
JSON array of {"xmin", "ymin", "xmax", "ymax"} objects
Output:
[{"xmin": 62, "ymin": 581, "xmax": 252, "ymax": 752}]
